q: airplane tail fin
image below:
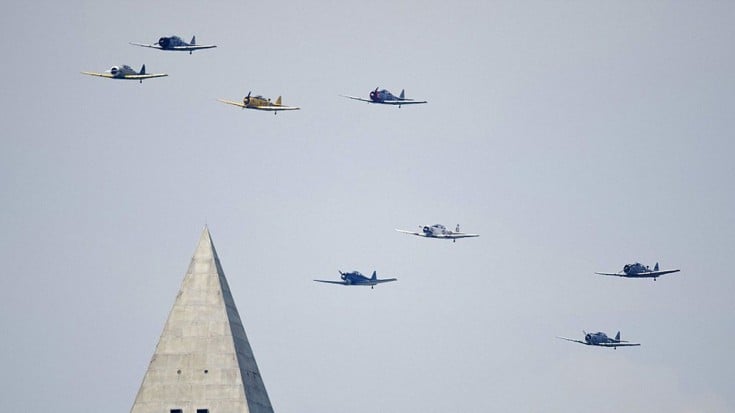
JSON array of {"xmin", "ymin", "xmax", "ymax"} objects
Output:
[
  {"xmin": 654, "ymin": 262, "xmax": 659, "ymax": 271},
  {"xmin": 371, "ymin": 271, "xmax": 377, "ymax": 280},
  {"xmin": 399, "ymin": 89, "xmax": 405, "ymax": 99},
  {"xmin": 190, "ymin": 35, "xmax": 196, "ymax": 45},
  {"xmin": 615, "ymin": 331, "xmax": 621, "ymax": 341},
  {"xmin": 140, "ymin": 64, "xmax": 146, "ymax": 75},
  {"xmin": 275, "ymin": 96, "xmax": 282, "ymax": 106}
]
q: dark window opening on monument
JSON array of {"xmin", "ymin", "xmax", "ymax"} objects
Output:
[
  {"xmin": 197, "ymin": 409, "xmax": 209, "ymax": 413},
  {"xmin": 170, "ymin": 409, "xmax": 183, "ymax": 413}
]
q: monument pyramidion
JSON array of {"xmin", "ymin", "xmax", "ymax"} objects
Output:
[{"xmin": 130, "ymin": 227, "xmax": 274, "ymax": 413}]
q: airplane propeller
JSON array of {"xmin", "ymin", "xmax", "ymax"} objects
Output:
[{"xmin": 243, "ymin": 91, "xmax": 251, "ymax": 106}]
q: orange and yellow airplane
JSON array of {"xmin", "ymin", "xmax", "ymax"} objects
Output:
[{"xmin": 218, "ymin": 92, "xmax": 300, "ymax": 114}]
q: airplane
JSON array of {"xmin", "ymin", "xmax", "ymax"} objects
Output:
[
  {"xmin": 557, "ymin": 331, "xmax": 640, "ymax": 349},
  {"xmin": 595, "ymin": 262, "xmax": 680, "ymax": 281},
  {"xmin": 341, "ymin": 87, "xmax": 427, "ymax": 107},
  {"xmin": 130, "ymin": 35, "xmax": 217, "ymax": 54},
  {"xmin": 81, "ymin": 64, "xmax": 168, "ymax": 83},
  {"xmin": 218, "ymin": 92, "xmax": 300, "ymax": 114},
  {"xmin": 313, "ymin": 270, "xmax": 397, "ymax": 289},
  {"xmin": 395, "ymin": 224, "xmax": 479, "ymax": 242}
]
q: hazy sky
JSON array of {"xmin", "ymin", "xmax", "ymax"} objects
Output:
[{"xmin": 1, "ymin": 1, "xmax": 734, "ymax": 412}]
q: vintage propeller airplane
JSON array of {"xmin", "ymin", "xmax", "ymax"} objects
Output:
[
  {"xmin": 81, "ymin": 64, "xmax": 167, "ymax": 83},
  {"xmin": 595, "ymin": 262, "xmax": 680, "ymax": 281},
  {"xmin": 558, "ymin": 331, "xmax": 640, "ymax": 349},
  {"xmin": 130, "ymin": 35, "xmax": 216, "ymax": 54},
  {"xmin": 395, "ymin": 224, "xmax": 479, "ymax": 242},
  {"xmin": 314, "ymin": 271, "xmax": 397, "ymax": 289},
  {"xmin": 341, "ymin": 87, "xmax": 427, "ymax": 107},
  {"xmin": 218, "ymin": 92, "xmax": 300, "ymax": 114}
]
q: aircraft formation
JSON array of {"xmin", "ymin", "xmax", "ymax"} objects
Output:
[{"xmin": 82, "ymin": 33, "xmax": 681, "ymax": 351}]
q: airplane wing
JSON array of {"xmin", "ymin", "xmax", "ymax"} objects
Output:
[
  {"xmin": 340, "ymin": 95, "xmax": 374, "ymax": 103},
  {"xmin": 252, "ymin": 105, "xmax": 300, "ymax": 111},
  {"xmin": 313, "ymin": 279, "xmax": 347, "ymax": 285},
  {"xmin": 174, "ymin": 45, "xmax": 217, "ymax": 51},
  {"xmin": 129, "ymin": 43, "xmax": 217, "ymax": 51},
  {"xmin": 218, "ymin": 99, "xmax": 247, "ymax": 108},
  {"xmin": 395, "ymin": 229, "xmax": 424, "ymax": 236},
  {"xmin": 81, "ymin": 71, "xmax": 115, "ymax": 79},
  {"xmin": 443, "ymin": 233, "xmax": 480, "ymax": 239},
  {"xmin": 557, "ymin": 336, "xmax": 587, "ymax": 345},
  {"xmin": 599, "ymin": 342, "xmax": 641, "ymax": 347},
  {"xmin": 129, "ymin": 42, "xmax": 161, "ymax": 49},
  {"xmin": 647, "ymin": 269, "xmax": 681, "ymax": 277},
  {"xmin": 374, "ymin": 278, "xmax": 397, "ymax": 284},
  {"xmin": 594, "ymin": 272, "xmax": 625, "ymax": 277},
  {"xmin": 124, "ymin": 73, "xmax": 168, "ymax": 80},
  {"xmin": 381, "ymin": 100, "xmax": 427, "ymax": 105}
]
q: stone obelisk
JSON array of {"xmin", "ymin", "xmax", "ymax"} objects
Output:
[{"xmin": 130, "ymin": 227, "xmax": 274, "ymax": 413}]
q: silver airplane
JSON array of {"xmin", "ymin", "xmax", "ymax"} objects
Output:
[
  {"xmin": 314, "ymin": 270, "xmax": 397, "ymax": 289},
  {"xmin": 595, "ymin": 262, "xmax": 680, "ymax": 281},
  {"xmin": 81, "ymin": 64, "xmax": 168, "ymax": 83},
  {"xmin": 395, "ymin": 224, "xmax": 479, "ymax": 242},
  {"xmin": 558, "ymin": 331, "xmax": 640, "ymax": 349},
  {"xmin": 130, "ymin": 35, "xmax": 216, "ymax": 54},
  {"xmin": 341, "ymin": 87, "xmax": 427, "ymax": 107}
]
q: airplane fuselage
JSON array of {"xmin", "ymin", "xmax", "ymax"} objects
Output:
[
  {"xmin": 369, "ymin": 89, "xmax": 401, "ymax": 103},
  {"xmin": 585, "ymin": 332, "xmax": 615, "ymax": 345},
  {"xmin": 244, "ymin": 95, "xmax": 274, "ymax": 108},
  {"xmin": 423, "ymin": 224, "xmax": 450, "ymax": 237},
  {"xmin": 108, "ymin": 65, "xmax": 137, "ymax": 78},
  {"xmin": 341, "ymin": 271, "xmax": 377, "ymax": 286},
  {"xmin": 623, "ymin": 262, "xmax": 651, "ymax": 275},
  {"xmin": 158, "ymin": 36, "xmax": 190, "ymax": 50}
]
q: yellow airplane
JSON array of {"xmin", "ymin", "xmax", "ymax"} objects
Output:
[
  {"xmin": 81, "ymin": 64, "xmax": 168, "ymax": 83},
  {"xmin": 218, "ymin": 92, "xmax": 300, "ymax": 114}
]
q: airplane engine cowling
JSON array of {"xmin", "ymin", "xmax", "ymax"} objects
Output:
[
  {"xmin": 158, "ymin": 37, "xmax": 171, "ymax": 48},
  {"xmin": 623, "ymin": 264, "xmax": 631, "ymax": 273},
  {"xmin": 422, "ymin": 226, "xmax": 431, "ymax": 234},
  {"xmin": 110, "ymin": 66, "xmax": 120, "ymax": 75}
]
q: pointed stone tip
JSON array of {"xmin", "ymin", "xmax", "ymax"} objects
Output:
[{"xmin": 194, "ymin": 225, "xmax": 218, "ymax": 261}]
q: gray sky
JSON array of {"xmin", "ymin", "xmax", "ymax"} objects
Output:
[{"xmin": 1, "ymin": 1, "xmax": 734, "ymax": 412}]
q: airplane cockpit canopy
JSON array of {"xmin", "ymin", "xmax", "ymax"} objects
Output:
[{"xmin": 158, "ymin": 36, "xmax": 183, "ymax": 48}]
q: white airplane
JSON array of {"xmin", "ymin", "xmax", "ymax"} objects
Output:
[
  {"xmin": 218, "ymin": 92, "xmax": 300, "ymax": 114},
  {"xmin": 595, "ymin": 262, "xmax": 680, "ymax": 281},
  {"xmin": 81, "ymin": 64, "xmax": 168, "ymax": 83},
  {"xmin": 558, "ymin": 331, "xmax": 640, "ymax": 349},
  {"xmin": 130, "ymin": 35, "xmax": 216, "ymax": 54},
  {"xmin": 395, "ymin": 224, "xmax": 479, "ymax": 242},
  {"xmin": 341, "ymin": 87, "xmax": 427, "ymax": 107}
]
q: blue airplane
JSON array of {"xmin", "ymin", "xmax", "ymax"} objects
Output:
[
  {"xmin": 341, "ymin": 87, "xmax": 427, "ymax": 107},
  {"xmin": 130, "ymin": 35, "xmax": 217, "ymax": 54},
  {"xmin": 314, "ymin": 270, "xmax": 397, "ymax": 289},
  {"xmin": 595, "ymin": 262, "xmax": 680, "ymax": 281},
  {"xmin": 558, "ymin": 331, "xmax": 640, "ymax": 349}
]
